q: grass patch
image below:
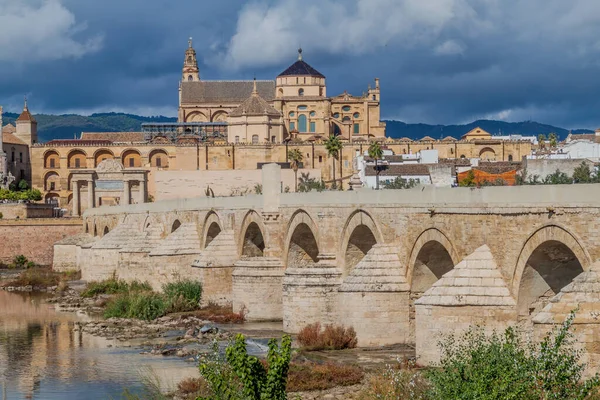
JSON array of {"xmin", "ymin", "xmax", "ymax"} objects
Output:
[
  {"xmin": 297, "ymin": 322, "xmax": 358, "ymax": 350},
  {"xmin": 287, "ymin": 361, "xmax": 364, "ymax": 392},
  {"xmin": 104, "ymin": 291, "xmax": 168, "ymax": 321},
  {"xmin": 163, "ymin": 280, "xmax": 202, "ymax": 313},
  {"xmin": 81, "ymin": 278, "xmax": 151, "ymax": 298},
  {"xmin": 188, "ymin": 302, "xmax": 246, "ymax": 323},
  {"xmin": 358, "ymin": 359, "xmax": 430, "ymax": 400}
]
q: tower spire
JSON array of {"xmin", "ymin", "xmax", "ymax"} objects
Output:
[
  {"xmin": 298, "ymin": 47, "xmax": 303, "ymax": 61},
  {"xmin": 252, "ymin": 77, "xmax": 258, "ymax": 95},
  {"xmin": 182, "ymin": 38, "xmax": 200, "ymax": 82},
  {"xmin": 24, "ymin": 96, "xmax": 28, "ymax": 110}
]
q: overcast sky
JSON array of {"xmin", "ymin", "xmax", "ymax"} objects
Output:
[{"xmin": 2, "ymin": 0, "xmax": 600, "ymax": 128}]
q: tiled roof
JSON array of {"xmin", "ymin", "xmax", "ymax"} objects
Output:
[
  {"xmin": 80, "ymin": 132, "xmax": 145, "ymax": 142},
  {"xmin": 16, "ymin": 107, "xmax": 36, "ymax": 123},
  {"xmin": 475, "ymin": 162, "xmax": 521, "ymax": 174},
  {"xmin": 181, "ymin": 80, "xmax": 275, "ymax": 104},
  {"xmin": 415, "ymin": 245, "xmax": 516, "ymax": 307},
  {"xmin": 569, "ymin": 134, "xmax": 600, "ymax": 143},
  {"xmin": 442, "ymin": 136, "xmax": 457, "ymax": 142},
  {"xmin": 278, "ymin": 60, "xmax": 325, "ymax": 78},
  {"xmin": 46, "ymin": 139, "xmax": 113, "ymax": 146},
  {"xmin": 2, "ymin": 124, "xmax": 16, "ymax": 134},
  {"xmin": 3, "ymin": 132, "xmax": 27, "ymax": 145},
  {"xmin": 439, "ymin": 158, "xmax": 471, "ymax": 166},
  {"xmin": 420, "ymin": 136, "xmax": 436, "ymax": 141},
  {"xmin": 365, "ymin": 163, "xmax": 430, "ymax": 177},
  {"xmin": 230, "ymin": 88, "xmax": 281, "ymax": 117}
]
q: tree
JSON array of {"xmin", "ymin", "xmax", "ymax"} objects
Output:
[
  {"xmin": 538, "ymin": 134, "xmax": 547, "ymax": 150},
  {"xmin": 573, "ymin": 162, "xmax": 592, "ymax": 184},
  {"xmin": 368, "ymin": 142, "xmax": 384, "ymax": 190},
  {"xmin": 382, "ymin": 177, "xmax": 418, "ymax": 189},
  {"xmin": 288, "ymin": 148, "xmax": 303, "ymax": 192},
  {"xmin": 17, "ymin": 179, "xmax": 29, "ymax": 191},
  {"xmin": 324, "ymin": 135, "xmax": 343, "ymax": 189},
  {"xmin": 543, "ymin": 169, "xmax": 572, "ymax": 185},
  {"xmin": 459, "ymin": 170, "xmax": 477, "ymax": 187},
  {"xmin": 548, "ymin": 132, "xmax": 558, "ymax": 148}
]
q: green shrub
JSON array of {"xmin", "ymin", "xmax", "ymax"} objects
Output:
[
  {"xmin": 427, "ymin": 310, "xmax": 600, "ymax": 400},
  {"xmin": 198, "ymin": 334, "xmax": 292, "ymax": 400},
  {"xmin": 81, "ymin": 278, "xmax": 150, "ymax": 297},
  {"xmin": 163, "ymin": 280, "xmax": 202, "ymax": 312},
  {"xmin": 104, "ymin": 292, "xmax": 167, "ymax": 321},
  {"xmin": 10, "ymin": 255, "xmax": 28, "ymax": 269}
]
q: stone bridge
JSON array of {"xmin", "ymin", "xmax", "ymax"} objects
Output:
[{"xmin": 56, "ymin": 165, "xmax": 600, "ymax": 366}]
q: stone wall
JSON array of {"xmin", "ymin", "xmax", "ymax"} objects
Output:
[
  {"xmin": 0, "ymin": 219, "xmax": 82, "ymax": 266},
  {"xmin": 154, "ymin": 168, "xmax": 321, "ymax": 200},
  {"xmin": 523, "ymin": 158, "xmax": 588, "ymax": 179},
  {"xmin": 0, "ymin": 203, "xmax": 55, "ymax": 219}
]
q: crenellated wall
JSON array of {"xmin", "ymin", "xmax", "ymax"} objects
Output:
[{"xmin": 56, "ymin": 164, "xmax": 600, "ymax": 365}]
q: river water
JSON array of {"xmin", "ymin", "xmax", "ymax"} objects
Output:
[{"xmin": 0, "ymin": 291, "xmax": 199, "ymax": 400}]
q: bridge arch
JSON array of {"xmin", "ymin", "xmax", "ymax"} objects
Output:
[
  {"xmin": 339, "ymin": 209, "xmax": 383, "ymax": 275},
  {"xmin": 407, "ymin": 228, "xmax": 459, "ymax": 293},
  {"xmin": 238, "ymin": 210, "xmax": 266, "ymax": 257},
  {"xmin": 202, "ymin": 211, "xmax": 223, "ymax": 248},
  {"xmin": 513, "ymin": 224, "xmax": 591, "ymax": 318},
  {"xmin": 284, "ymin": 210, "xmax": 320, "ymax": 269}
]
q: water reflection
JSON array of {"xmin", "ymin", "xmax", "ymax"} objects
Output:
[{"xmin": 0, "ymin": 291, "xmax": 198, "ymax": 400}]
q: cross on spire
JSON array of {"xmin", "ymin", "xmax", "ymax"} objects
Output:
[
  {"xmin": 188, "ymin": 37, "xmax": 193, "ymax": 48},
  {"xmin": 298, "ymin": 47, "xmax": 303, "ymax": 61}
]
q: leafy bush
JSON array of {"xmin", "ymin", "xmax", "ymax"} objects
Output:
[
  {"xmin": 428, "ymin": 310, "xmax": 600, "ymax": 400},
  {"xmin": 198, "ymin": 334, "xmax": 292, "ymax": 400},
  {"xmin": 104, "ymin": 291, "xmax": 168, "ymax": 321},
  {"xmin": 382, "ymin": 177, "xmax": 419, "ymax": 189},
  {"xmin": 81, "ymin": 278, "xmax": 150, "ymax": 297},
  {"xmin": 162, "ymin": 280, "xmax": 202, "ymax": 312},
  {"xmin": 10, "ymin": 255, "xmax": 28, "ymax": 269},
  {"xmin": 0, "ymin": 188, "xmax": 42, "ymax": 201},
  {"xmin": 297, "ymin": 322, "xmax": 357, "ymax": 350},
  {"xmin": 297, "ymin": 172, "xmax": 327, "ymax": 192},
  {"xmin": 5, "ymin": 267, "xmax": 61, "ymax": 287}
]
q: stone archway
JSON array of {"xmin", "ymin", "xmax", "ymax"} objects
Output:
[
  {"xmin": 284, "ymin": 211, "xmax": 320, "ymax": 269},
  {"xmin": 513, "ymin": 225, "xmax": 590, "ymax": 320},
  {"xmin": 407, "ymin": 228, "xmax": 459, "ymax": 294},
  {"xmin": 202, "ymin": 212, "xmax": 222, "ymax": 248},
  {"xmin": 339, "ymin": 210, "xmax": 383, "ymax": 275},
  {"xmin": 239, "ymin": 211, "xmax": 267, "ymax": 257}
]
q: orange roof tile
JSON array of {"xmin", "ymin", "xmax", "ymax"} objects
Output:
[{"xmin": 3, "ymin": 132, "xmax": 27, "ymax": 145}]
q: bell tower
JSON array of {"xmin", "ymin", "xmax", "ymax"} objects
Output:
[{"xmin": 182, "ymin": 37, "xmax": 200, "ymax": 82}]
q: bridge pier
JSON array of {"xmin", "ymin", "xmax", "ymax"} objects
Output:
[
  {"xmin": 282, "ymin": 254, "xmax": 341, "ymax": 333},
  {"xmin": 232, "ymin": 258, "xmax": 284, "ymax": 321}
]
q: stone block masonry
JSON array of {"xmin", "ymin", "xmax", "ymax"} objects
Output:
[
  {"xmin": 56, "ymin": 165, "xmax": 600, "ymax": 374},
  {"xmin": 0, "ymin": 219, "xmax": 82, "ymax": 266}
]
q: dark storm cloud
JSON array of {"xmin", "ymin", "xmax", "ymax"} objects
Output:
[{"xmin": 2, "ymin": 0, "xmax": 600, "ymax": 128}]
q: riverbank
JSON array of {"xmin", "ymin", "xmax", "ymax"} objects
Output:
[{"xmin": 0, "ymin": 271, "xmax": 416, "ymax": 399}]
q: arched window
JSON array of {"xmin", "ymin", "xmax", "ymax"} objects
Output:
[
  {"xmin": 298, "ymin": 114, "xmax": 307, "ymax": 132},
  {"xmin": 252, "ymin": 135, "xmax": 259, "ymax": 144},
  {"xmin": 353, "ymin": 112, "xmax": 360, "ymax": 119},
  {"xmin": 188, "ymin": 75, "xmax": 193, "ymax": 81},
  {"xmin": 289, "ymin": 111, "xmax": 295, "ymax": 118},
  {"xmin": 298, "ymin": 88, "xmax": 304, "ymax": 96},
  {"xmin": 343, "ymin": 116, "xmax": 351, "ymax": 122},
  {"xmin": 309, "ymin": 111, "xmax": 316, "ymax": 117},
  {"xmin": 508, "ymin": 155, "xmax": 513, "ymax": 162},
  {"xmin": 372, "ymin": 95, "xmax": 376, "ymax": 100}
]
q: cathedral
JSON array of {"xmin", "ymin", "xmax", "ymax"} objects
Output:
[{"xmin": 178, "ymin": 40, "xmax": 386, "ymax": 143}]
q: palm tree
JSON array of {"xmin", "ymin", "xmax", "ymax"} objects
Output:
[
  {"xmin": 324, "ymin": 135, "xmax": 343, "ymax": 189},
  {"xmin": 288, "ymin": 148, "xmax": 303, "ymax": 192},
  {"xmin": 538, "ymin": 134, "xmax": 546, "ymax": 150},
  {"xmin": 548, "ymin": 132, "xmax": 558, "ymax": 148},
  {"xmin": 368, "ymin": 141, "xmax": 384, "ymax": 190}
]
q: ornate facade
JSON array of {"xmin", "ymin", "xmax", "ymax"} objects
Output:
[{"xmin": 178, "ymin": 43, "xmax": 386, "ymax": 142}]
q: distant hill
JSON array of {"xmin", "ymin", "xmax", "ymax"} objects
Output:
[
  {"xmin": 0, "ymin": 111, "xmax": 592, "ymax": 142},
  {"xmin": 2, "ymin": 112, "xmax": 177, "ymax": 143},
  {"xmin": 384, "ymin": 120, "xmax": 593, "ymax": 141}
]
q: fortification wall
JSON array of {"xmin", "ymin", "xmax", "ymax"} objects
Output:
[{"xmin": 0, "ymin": 219, "xmax": 82, "ymax": 266}]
